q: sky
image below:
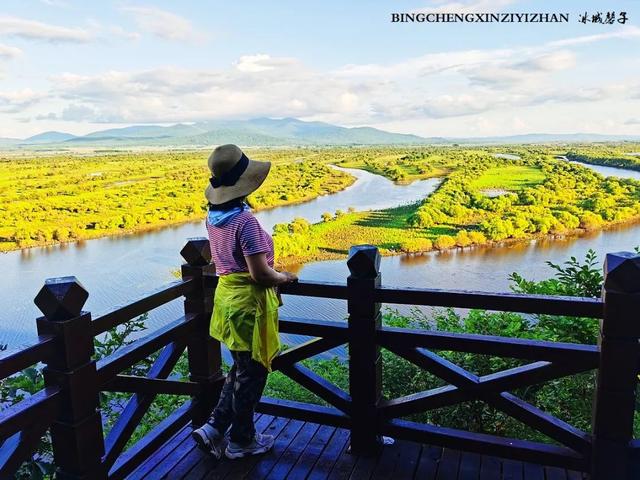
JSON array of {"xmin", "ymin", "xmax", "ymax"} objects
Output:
[{"xmin": 0, "ymin": 0, "xmax": 639, "ymax": 139}]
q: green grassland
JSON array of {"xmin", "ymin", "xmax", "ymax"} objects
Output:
[
  {"xmin": 273, "ymin": 147, "xmax": 640, "ymax": 265},
  {"xmin": 470, "ymin": 165, "xmax": 546, "ymax": 190},
  {"xmin": 0, "ymin": 149, "xmax": 354, "ymax": 251},
  {"xmin": 3, "ymin": 145, "xmax": 640, "ymax": 261}
]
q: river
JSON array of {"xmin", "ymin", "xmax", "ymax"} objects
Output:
[{"xmin": 1, "ymin": 161, "xmax": 639, "ymax": 350}]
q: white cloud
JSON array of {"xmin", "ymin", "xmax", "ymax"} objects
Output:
[
  {"xmin": 108, "ymin": 25, "xmax": 142, "ymax": 41},
  {"xmin": 548, "ymin": 26, "xmax": 640, "ymax": 48},
  {"xmin": 120, "ymin": 6, "xmax": 206, "ymax": 43},
  {"xmin": 0, "ymin": 43, "xmax": 22, "ymax": 59},
  {"xmin": 415, "ymin": 0, "xmax": 517, "ymax": 14},
  {"xmin": 0, "ymin": 15, "xmax": 92, "ymax": 43},
  {"xmin": 15, "ymin": 13, "xmax": 640, "ymax": 136},
  {"xmin": 235, "ymin": 54, "xmax": 299, "ymax": 73},
  {"xmin": 0, "ymin": 89, "xmax": 44, "ymax": 112}
]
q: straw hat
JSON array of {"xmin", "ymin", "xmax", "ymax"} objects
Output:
[{"xmin": 204, "ymin": 145, "xmax": 271, "ymax": 205}]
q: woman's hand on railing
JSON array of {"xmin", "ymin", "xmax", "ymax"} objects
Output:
[{"xmin": 279, "ymin": 271, "xmax": 298, "ymax": 284}]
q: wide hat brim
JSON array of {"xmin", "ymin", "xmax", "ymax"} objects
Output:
[{"xmin": 205, "ymin": 159, "xmax": 271, "ymax": 205}]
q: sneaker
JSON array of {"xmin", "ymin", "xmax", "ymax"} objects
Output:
[
  {"xmin": 192, "ymin": 423, "xmax": 223, "ymax": 459},
  {"xmin": 225, "ymin": 433, "xmax": 275, "ymax": 459}
]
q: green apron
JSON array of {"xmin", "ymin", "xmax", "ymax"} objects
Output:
[{"xmin": 210, "ymin": 272, "xmax": 281, "ymax": 371}]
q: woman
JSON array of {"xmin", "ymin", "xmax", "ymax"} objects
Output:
[{"xmin": 192, "ymin": 144, "xmax": 297, "ymax": 460}]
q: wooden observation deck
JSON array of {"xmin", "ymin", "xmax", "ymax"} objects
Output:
[{"xmin": 1, "ymin": 239, "xmax": 639, "ymax": 479}]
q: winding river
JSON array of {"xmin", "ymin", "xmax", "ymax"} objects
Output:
[{"xmin": 2, "ymin": 161, "xmax": 640, "ymax": 350}]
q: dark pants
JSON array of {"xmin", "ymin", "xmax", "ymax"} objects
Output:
[{"xmin": 208, "ymin": 350, "xmax": 268, "ymax": 445}]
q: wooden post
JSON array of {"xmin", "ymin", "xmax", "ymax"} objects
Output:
[
  {"xmin": 181, "ymin": 237, "xmax": 222, "ymax": 428},
  {"xmin": 346, "ymin": 244, "xmax": 383, "ymax": 455},
  {"xmin": 592, "ymin": 252, "xmax": 640, "ymax": 480},
  {"xmin": 34, "ymin": 276, "xmax": 106, "ymax": 480}
]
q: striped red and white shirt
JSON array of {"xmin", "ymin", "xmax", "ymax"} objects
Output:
[{"xmin": 206, "ymin": 211, "xmax": 274, "ymax": 276}]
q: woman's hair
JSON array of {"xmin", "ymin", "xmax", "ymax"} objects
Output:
[{"xmin": 208, "ymin": 195, "xmax": 247, "ymax": 211}]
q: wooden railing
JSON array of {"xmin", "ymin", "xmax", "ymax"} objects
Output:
[{"xmin": 0, "ymin": 239, "xmax": 639, "ymax": 479}]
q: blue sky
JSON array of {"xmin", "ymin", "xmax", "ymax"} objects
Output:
[{"xmin": 1, "ymin": 0, "xmax": 639, "ymax": 138}]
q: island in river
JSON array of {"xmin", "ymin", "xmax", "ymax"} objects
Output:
[{"xmin": 2, "ymin": 144, "xmax": 640, "ymax": 347}]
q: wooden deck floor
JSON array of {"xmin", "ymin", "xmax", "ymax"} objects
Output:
[{"xmin": 127, "ymin": 415, "xmax": 588, "ymax": 479}]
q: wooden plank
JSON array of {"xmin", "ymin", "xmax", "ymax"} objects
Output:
[
  {"xmin": 219, "ymin": 416, "xmax": 291, "ymax": 480},
  {"xmin": 380, "ymin": 361, "xmax": 591, "ymax": 420},
  {"xmin": 415, "ymin": 445, "xmax": 442, "ymax": 480},
  {"xmin": 522, "ymin": 462, "xmax": 544, "ymax": 480},
  {"xmin": 457, "ymin": 451, "xmax": 481, "ymax": 480},
  {"xmin": 257, "ymin": 397, "xmax": 350, "ymax": 429},
  {"xmin": 244, "ymin": 418, "xmax": 305, "ymax": 479},
  {"xmin": 307, "ymin": 428, "xmax": 351, "ymax": 480},
  {"xmin": 192, "ymin": 414, "xmax": 273, "ymax": 480},
  {"xmin": 108, "ymin": 400, "xmax": 192, "ymax": 480},
  {"xmin": 126, "ymin": 426, "xmax": 190, "ymax": 480},
  {"xmin": 182, "ymin": 449, "xmax": 220, "ymax": 480},
  {"xmin": 380, "ymin": 418, "xmax": 586, "ymax": 472},
  {"xmin": 545, "ymin": 466, "xmax": 568, "ymax": 480},
  {"xmin": 375, "ymin": 286, "xmax": 603, "ymax": 318},
  {"xmin": 0, "ymin": 387, "xmax": 60, "ymax": 440},
  {"xmin": 272, "ymin": 337, "xmax": 346, "ymax": 371},
  {"xmin": 565, "ymin": 470, "xmax": 584, "ymax": 480},
  {"xmin": 91, "ymin": 279, "xmax": 195, "ymax": 335},
  {"xmin": 96, "ymin": 316, "xmax": 194, "ymax": 385},
  {"xmin": 140, "ymin": 428, "xmax": 195, "ymax": 479},
  {"xmin": 502, "ymin": 460, "xmax": 523, "ymax": 480},
  {"xmin": 0, "ymin": 422, "xmax": 50, "ymax": 478},
  {"xmin": 103, "ymin": 375, "xmax": 199, "ymax": 396},
  {"xmin": 390, "ymin": 439, "xmax": 422, "ymax": 479},
  {"xmin": 369, "ymin": 440, "xmax": 401, "ymax": 479},
  {"xmin": 488, "ymin": 393, "xmax": 590, "ymax": 454},
  {"xmin": 265, "ymin": 422, "xmax": 320, "ymax": 479},
  {"xmin": 286, "ymin": 424, "xmax": 335, "ymax": 480},
  {"xmin": 435, "ymin": 448, "xmax": 460, "ymax": 480},
  {"xmin": 279, "ymin": 364, "xmax": 352, "ymax": 414},
  {"xmin": 279, "ymin": 317, "xmax": 349, "ymax": 340},
  {"xmin": 348, "ymin": 453, "xmax": 377, "ymax": 480},
  {"xmin": 378, "ymin": 327, "xmax": 599, "ymax": 364},
  {"xmin": 103, "ymin": 341, "xmax": 186, "ymax": 469},
  {"xmin": 279, "ymin": 280, "xmax": 349, "ymax": 299},
  {"xmin": 0, "ymin": 335, "xmax": 56, "ymax": 380},
  {"xmin": 327, "ymin": 437, "xmax": 359, "ymax": 480},
  {"xmin": 162, "ymin": 445, "xmax": 203, "ymax": 479},
  {"xmin": 479, "ymin": 455, "xmax": 501, "ymax": 480},
  {"xmin": 386, "ymin": 346, "xmax": 590, "ymax": 455}
]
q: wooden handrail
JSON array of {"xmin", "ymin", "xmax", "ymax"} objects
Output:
[
  {"xmin": 375, "ymin": 286, "xmax": 604, "ymax": 318},
  {"xmin": 377, "ymin": 326, "xmax": 600, "ymax": 363},
  {"xmin": 0, "ymin": 335, "xmax": 56, "ymax": 380},
  {"xmin": 91, "ymin": 279, "xmax": 196, "ymax": 335},
  {"xmin": 2, "ymin": 241, "xmax": 638, "ymax": 480}
]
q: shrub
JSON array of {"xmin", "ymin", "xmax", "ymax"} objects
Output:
[
  {"xmin": 455, "ymin": 230, "xmax": 472, "ymax": 247},
  {"xmin": 399, "ymin": 238, "xmax": 433, "ymax": 253},
  {"xmin": 433, "ymin": 235, "xmax": 456, "ymax": 250}
]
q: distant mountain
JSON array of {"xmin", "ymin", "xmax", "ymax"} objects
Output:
[
  {"xmin": 22, "ymin": 131, "xmax": 77, "ymax": 144},
  {"xmin": 82, "ymin": 124, "xmax": 206, "ymax": 139},
  {"xmin": 452, "ymin": 133, "xmax": 640, "ymax": 144},
  {"xmin": 9, "ymin": 118, "xmax": 443, "ymax": 148},
  {"xmin": 5, "ymin": 120, "xmax": 640, "ymax": 149}
]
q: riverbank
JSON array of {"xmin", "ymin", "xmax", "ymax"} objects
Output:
[
  {"xmin": 273, "ymin": 155, "xmax": 640, "ymax": 265},
  {"xmin": 275, "ymin": 207, "xmax": 640, "ymax": 267},
  {"xmin": 0, "ymin": 151, "xmax": 355, "ymax": 252}
]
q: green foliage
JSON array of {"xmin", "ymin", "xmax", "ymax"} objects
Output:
[
  {"xmin": 399, "ymin": 238, "xmax": 433, "ymax": 253},
  {"xmin": 0, "ymin": 313, "xmax": 190, "ymax": 479},
  {"xmin": 0, "ymin": 149, "xmax": 354, "ymax": 251},
  {"xmin": 265, "ymin": 249, "xmax": 613, "ymax": 442}
]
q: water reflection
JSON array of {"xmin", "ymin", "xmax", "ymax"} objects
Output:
[{"xmin": 2, "ymin": 160, "xmax": 640, "ymax": 348}]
